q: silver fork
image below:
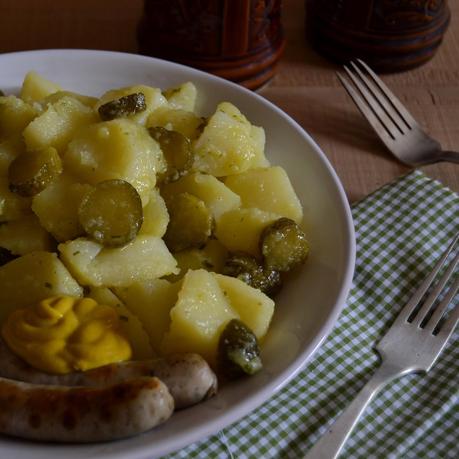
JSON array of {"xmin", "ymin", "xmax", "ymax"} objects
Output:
[
  {"xmin": 305, "ymin": 233, "xmax": 459, "ymax": 459},
  {"xmin": 337, "ymin": 59, "xmax": 459, "ymax": 166}
]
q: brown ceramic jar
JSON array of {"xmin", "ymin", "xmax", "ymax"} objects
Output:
[
  {"xmin": 138, "ymin": 0, "xmax": 286, "ymax": 90},
  {"xmin": 306, "ymin": 0, "xmax": 451, "ymax": 72}
]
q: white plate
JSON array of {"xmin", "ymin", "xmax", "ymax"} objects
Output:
[{"xmin": 0, "ymin": 49, "xmax": 355, "ymax": 459}]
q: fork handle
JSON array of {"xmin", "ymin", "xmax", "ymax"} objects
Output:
[
  {"xmin": 304, "ymin": 363, "xmax": 408, "ymax": 459},
  {"xmin": 439, "ymin": 150, "xmax": 459, "ymax": 164}
]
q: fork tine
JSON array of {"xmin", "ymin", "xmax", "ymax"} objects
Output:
[
  {"xmin": 356, "ymin": 59, "xmax": 418, "ymax": 129},
  {"xmin": 424, "ymin": 275, "xmax": 459, "ymax": 334},
  {"xmin": 411, "ymin": 249, "xmax": 459, "ymax": 326},
  {"xmin": 336, "ymin": 71, "xmax": 394, "ymax": 146},
  {"xmin": 436, "ymin": 303, "xmax": 459, "ymax": 341},
  {"xmin": 342, "ymin": 65, "xmax": 400, "ymax": 140},
  {"xmin": 395, "ymin": 233, "xmax": 459, "ymax": 323},
  {"xmin": 349, "ymin": 61, "xmax": 407, "ymax": 135}
]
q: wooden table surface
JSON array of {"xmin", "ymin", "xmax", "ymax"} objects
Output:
[{"xmin": 1, "ymin": 0, "xmax": 458, "ymax": 202}]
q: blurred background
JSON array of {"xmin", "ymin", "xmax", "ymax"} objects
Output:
[
  {"xmin": 1, "ymin": 0, "xmax": 457, "ymax": 198},
  {"xmin": 0, "ymin": 1, "xmax": 143, "ymax": 54},
  {"xmin": 0, "ymin": 1, "xmax": 452, "ymax": 89}
]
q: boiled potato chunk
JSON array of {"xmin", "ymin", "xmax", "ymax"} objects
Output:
[
  {"xmin": 0, "ymin": 178, "xmax": 32, "ymax": 222},
  {"xmin": 58, "ymin": 237, "xmax": 100, "ymax": 284},
  {"xmin": 114, "ymin": 279, "xmax": 181, "ymax": 353},
  {"xmin": 168, "ymin": 239, "xmax": 228, "ymax": 282},
  {"xmin": 161, "ymin": 269, "xmax": 239, "ymax": 363},
  {"xmin": 0, "ymin": 214, "xmax": 54, "ymax": 255},
  {"xmin": 42, "ymin": 91, "xmax": 98, "ymax": 108},
  {"xmin": 32, "ymin": 175, "xmax": 93, "ymax": 242},
  {"xmin": 95, "ymin": 84, "xmax": 167, "ymax": 125},
  {"xmin": 215, "ymin": 208, "xmax": 281, "ymax": 256},
  {"xmin": 0, "ymin": 251, "xmax": 83, "ymax": 324},
  {"xmin": 0, "ymin": 138, "xmax": 21, "ymax": 174},
  {"xmin": 87, "ymin": 287, "xmax": 154, "ymax": 359},
  {"xmin": 0, "ymin": 96, "xmax": 38, "ymax": 140},
  {"xmin": 20, "ymin": 71, "xmax": 62, "ymax": 103},
  {"xmin": 64, "ymin": 119, "xmax": 164, "ymax": 205},
  {"xmin": 138, "ymin": 188, "xmax": 169, "ymax": 238},
  {"xmin": 163, "ymin": 82, "xmax": 197, "ymax": 112},
  {"xmin": 215, "ymin": 274, "xmax": 274, "ymax": 339},
  {"xmin": 224, "ymin": 166, "xmax": 303, "ymax": 223},
  {"xmin": 161, "ymin": 172, "xmax": 240, "ymax": 220},
  {"xmin": 58, "ymin": 235, "xmax": 178, "ymax": 287},
  {"xmin": 250, "ymin": 125, "xmax": 268, "ymax": 163},
  {"xmin": 147, "ymin": 107, "xmax": 203, "ymax": 140},
  {"xmin": 23, "ymin": 96, "xmax": 97, "ymax": 153},
  {"xmin": 192, "ymin": 102, "xmax": 269, "ymax": 176}
]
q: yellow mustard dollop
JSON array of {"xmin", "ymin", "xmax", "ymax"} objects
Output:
[{"xmin": 1, "ymin": 296, "xmax": 132, "ymax": 374}]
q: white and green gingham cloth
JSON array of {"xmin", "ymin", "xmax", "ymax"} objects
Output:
[{"xmin": 164, "ymin": 170, "xmax": 459, "ymax": 459}]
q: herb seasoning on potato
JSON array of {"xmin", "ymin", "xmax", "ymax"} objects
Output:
[{"xmin": 0, "ymin": 70, "xmax": 310, "ymax": 443}]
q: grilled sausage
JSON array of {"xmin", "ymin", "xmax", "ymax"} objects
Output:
[
  {"xmin": 0, "ymin": 338, "xmax": 217, "ymax": 409},
  {"xmin": 0, "ymin": 375, "xmax": 174, "ymax": 442}
]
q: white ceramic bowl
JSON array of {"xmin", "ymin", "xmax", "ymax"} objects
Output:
[{"xmin": 0, "ymin": 49, "xmax": 355, "ymax": 459}]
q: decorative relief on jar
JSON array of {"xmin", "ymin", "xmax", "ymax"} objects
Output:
[
  {"xmin": 138, "ymin": 0, "xmax": 285, "ymax": 90},
  {"xmin": 371, "ymin": 0, "xmax": 446, "ymax": 29},
  {"xmin": 306, "ymin": 0, "xmax": 450, "ymax": 71},
  {"xmin": 143, "ymin": 0, "xmax": 223, "ymax": 56},
  {"xmin": 249, "ymin": 0, "xmax": 282, "ymax": 53}
]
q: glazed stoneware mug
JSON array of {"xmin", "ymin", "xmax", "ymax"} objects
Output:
[
  {"xmin": 138, "ymin": 0, "xmax": 286, "ymax": 90},
  {"xmin": 306, "ymin": 0, "xmax": 451, "ymax": 72}
]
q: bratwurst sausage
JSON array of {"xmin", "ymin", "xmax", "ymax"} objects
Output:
[
  {"xmin": 0, "ymin": 338, "xmax": 217, "ymax": 409},
  {"xmin": 0, "ymin": 375, "xmax": 174, "ymax": 442}
]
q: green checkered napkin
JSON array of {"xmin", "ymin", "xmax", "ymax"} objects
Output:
[{"xmin": 164, "ymin": 170, "xmax": 459, "ymax": 459}]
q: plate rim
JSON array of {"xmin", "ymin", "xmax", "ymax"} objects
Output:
[{"xmin": 0, "ymin": 48, "xmax": 356, "ymax": 458}]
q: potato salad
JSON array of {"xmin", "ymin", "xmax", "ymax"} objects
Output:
[{"xmin": 0, "ymin": 71, "xmax": 309, "ymax": 378}]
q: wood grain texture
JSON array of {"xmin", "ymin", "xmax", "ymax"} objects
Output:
[
  {"xmin": 0, "ymin": 0, "xmax": 457, "ymax": 202},
  {"xmin": 261, "ymin": 0, "xmax": 459, "ymax": 201},
  {"xmin": 0, "ymin": 0, "xmax": 143, "ymax": 53}
]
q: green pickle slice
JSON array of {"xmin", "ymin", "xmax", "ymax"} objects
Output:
[
  {"xmin": 164, "ymin": 192, "xmax": 213, "ymax": 252},
  {"xmin": 8, "ymin": 146, "xmax": 62, "ymax": 197},
  {"xmin": 260, "ymin": 217, "xmax": 309, "ymax": 272},
  {"xmin": 78, "ymin": 179, "xmax": 143, "ymax": 247},
  {"xmin": 148, "ymin": 126, "xmax": 192, "ymax": 182},
  {"xmin": 98, "ymin": 92, "xmax": 146, "ymax": 121},
  {"xmin": 223, "ymin": 252, "xmax": 282, "ymax": 297},
  {"xmin": 218, "ymin": 319, "xmax": 262, "ymax": 378}
]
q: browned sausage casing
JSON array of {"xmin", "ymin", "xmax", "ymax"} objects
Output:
[
  {"xmin": 0, "ymin": 376, "xmax": 174, "ymax": 442},
  {"xmin": 0, "ymin": 338, "xmax": 217, "ymax": 409}
]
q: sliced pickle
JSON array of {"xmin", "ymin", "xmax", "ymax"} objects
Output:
[
  {"xmin": 78, "ymin": 179, "xmax": 143, "ymax": 247},
  {"xmin": 260, "ymin": 217, "xmax": 309, "ymax": 272},
  {"xmin": 8, "ymin": 146, "xmax": 62, "ymax": 197},
  {"xmin": 223, "ymin": 252, "xmax": 282, "ymax": 297},
  {"xmin": 98, "ymin": 92, "xmax": 146, "ymax": 121},
  {"xmin": 164, "ymin": 192, "xmax": 213, "ymax": 252},
  {"xmin": 218, "ymin": 319, "xmax": 262, "ymax": 378},
  {"xmin": 148, "ymin": 126, "xmax": 192, "ymax": 182}
]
